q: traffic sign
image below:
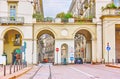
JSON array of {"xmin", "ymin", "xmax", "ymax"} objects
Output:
[
  {"xmin": 56, "ymin": 48, "xmax": 59, "ymax": 52},
  {"xmin": 106, "ymin": 42, "xmax": 111, "ymax": 52},
  {"xmin": 106, "ymin": 46, "xmax": 111, "ymax": 52},
  {"xmin": 70, "ymin": 57, "xmax": 74, "ymax": 61}
]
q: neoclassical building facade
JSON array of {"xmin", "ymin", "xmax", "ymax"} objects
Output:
[{"xmin": 0, "ymin": 0, "xmax": 120, "ymax": 65}]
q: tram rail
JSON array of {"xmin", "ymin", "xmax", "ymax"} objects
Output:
[{"xmin": 29, "ymin": 64, "xmax": 52, "ymax": 79}]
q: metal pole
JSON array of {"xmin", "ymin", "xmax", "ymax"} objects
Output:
[
  {"xmin": 14, "ymin": 64, "xmax": 15, "ymax": 73},
  {"xmin": 4, "ymin": 65, "xmax": 6, "ymax": 76},
  {"xmin": 10, "ymin": 64, "xmax": 12, "ymax": 74},
  {"xmin": 57, "ymin": 51, "xmax": 58, "ymax": 64},
  {"xmin": 108, "ymin": 51, "xmax": 109, "ymax": 64}
]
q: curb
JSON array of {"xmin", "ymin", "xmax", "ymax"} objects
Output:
[
  {"xmin": 8, "ymin": 67, "xmax": 33, "ymax": 79},
  {"xmin": 105, "ymin": 64, "xmax": 120, "ymax": 68}
]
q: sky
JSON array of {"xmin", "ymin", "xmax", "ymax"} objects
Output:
[
  {"xmin": 43, "ymin": 0, "xmax": 72, "ymax": 18},
  {"xmin": 114, "ymin": 0, "xmax": 120, "ymax": 7}
]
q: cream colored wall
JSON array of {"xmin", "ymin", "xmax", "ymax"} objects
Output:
[
  {"xmin": 34, "ymin": 23, "xmax": 97, "ymax": 64},
  {"xmin": 0, "ymin": 23, "xmax": 97, "ymax": 64},
  {"xmin": 0, "ymin": 0, "xmax": 33, "ymax": 23},
  {"xmin": 0, "ymin": 1, "xmax": 8, "ymax": 17},
  {"xmin": 34, "ymin": 24, "xmax": 96, "ymax": 40},
  {"xmin": 0, "ymin": 25, "xmax": 32, "ymax": 64},
  {"xmin": 102, "ymin": 17, "xmax": 120, "ymax": 63}
]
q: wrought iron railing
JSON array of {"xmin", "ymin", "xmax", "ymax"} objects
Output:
[{"xmin": 0, "ymin": 17, "xmax": 24, "ymax": 24}]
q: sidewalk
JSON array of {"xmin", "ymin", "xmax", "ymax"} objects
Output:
[
  {"xmin": 105, "ymin": 64, "xmax": 120, "ymax": 68},
  {"xmin": 0, "ymin": 65, "xmax": 32, "ymax": 79}
]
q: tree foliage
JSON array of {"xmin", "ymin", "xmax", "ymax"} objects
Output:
[
  {"xmin": 56, "ymin": 12, "xmax": 65, "ymax": 18},
  {"xmin": 56, "ymin": 12, "xmax": 73, "ymax": 19},
  {"xmin": 33, "ymin": 13, "xmax": 44, "ymax": 22},
  {"xmin": 64, "ymin": 13, "xmax": 73, "ymax": 19},
  {"xmin": 56, "ymin": 12, "xmax": 73, "ymax": 22}
]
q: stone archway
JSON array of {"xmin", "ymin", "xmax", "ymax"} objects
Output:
[
  {"xmin": 61, "ymin": 43, "xmax": 68, "ymax": 64},
  {"xmin": 3, "ymin": 29, "xmax": 22, "ymax": 64},
  {"xmin": 74, "ymin": 29, "xmax": 92, "ymax": 63},
  {"xmin": 37, "ymin": 30, "xmax": 55, "ymax": 63}
]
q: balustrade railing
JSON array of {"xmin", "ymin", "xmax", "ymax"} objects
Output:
[{"xmin": 0, "ymin": 17, "xmax": 24, "ymax": 24}]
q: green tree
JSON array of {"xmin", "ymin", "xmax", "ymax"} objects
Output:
[
  {"xmin": 56, "ymin": 12, "xmax": 73, "ymax": 22},
  {"xmin": 44, "ymin": 17, "xmax": 53, "ymax": 22},
  {"xmin": 106, "ymin": 3, "xmax": 117, "ymax": 9},
  {"xmin": 56, "ymin": 12, "xmax": 65, "ymax": 18},
  {"xmin": 64, "ymin": 13, "xmax": 73, "ymax": 19},
  {"xmin": 33, "ymin": 13, "xmax": 44, "ymax": 22}
]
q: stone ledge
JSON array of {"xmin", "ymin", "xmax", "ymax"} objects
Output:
[
  {"xmin": 105, "ymin": 64, "xmax": 120, "ymax": 68},
  {"xmin": 2, "ymin": 66, "xmax": 33, "ymax": 79}
]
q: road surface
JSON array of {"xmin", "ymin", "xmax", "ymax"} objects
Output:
[{"xmin": 18, "ymin": 64, "xmax": 120, "ymax": 79}]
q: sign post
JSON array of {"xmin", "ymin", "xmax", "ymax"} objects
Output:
[
  {"xmin": 21, "ymin": 42, "xmax": 27, "ymax": 65},
  {"xmin": 56, "ymin": 48, "xmax": 59, "ymax": 64},
  {"xmin": 106, "ymin": 42, "xmax": 111, "ymax": 64}
]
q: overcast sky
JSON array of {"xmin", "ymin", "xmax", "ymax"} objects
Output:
[{"xmin": 43, "ymin": 0, "xmax": 72, "ymax": 18}]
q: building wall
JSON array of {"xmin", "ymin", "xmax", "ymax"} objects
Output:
[
  {"xmin": 95, "ymin": 0, "xmax": 111, "ymax": 21},
  {"xmin": 102, "ymin": 16, "xmax": 120, "ymax": 63},
  {"xmin": 33, "ymin": 23, "xmax": 97, "ymax": 64},
  {"xmin": 0, "ymin": 0, "xmax": 33, "ymax": 23},
  {"xmin": 55, "ymin": 40, "xmax": 74, "ymax": 64},
  {"xmin": 0, "ymin": 25, "xmax": 32, "ymax": 64},
  {"xmin": 0, "ymin": 1, "xmax": 8, "ymax": 17},
  {"xmin": 18, "ymin": 1, "xmax": 33, "ymax": 23}
]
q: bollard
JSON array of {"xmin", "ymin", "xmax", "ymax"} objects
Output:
[
  {"xmin": 10, "ymin": 64, "xmax": 12, "ymax": 74},
  {"xmin": 14, "ymin": 64, "xmax": 15, "ymax": 73},
  {"xmin": 18, "ymin": 64, "xmax": 20, "ymax": 70},
  {"xmin": 112, "ymin": 59, "xmax": 114, "ymax": 64},
  {"xmin": 17, "ymin": 64, "xmax": 18, "ymax": 71},
  {"xmin": 4, "ymin": 65, "xmax": 6, "ymax": 76},
  {"xmin": 102, "ymin": 59, "xmax": 105, "ymax": 64}
]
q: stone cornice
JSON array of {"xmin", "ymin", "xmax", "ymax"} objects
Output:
[
  {"xmin": 22, "ymin": 39, "xmax": 32, "ymax": 41},
  {"xmin": 33, "ymin": 22, "xmax": 96, "ymax": 26},
  {"xmin": 101, "ymin": 15, "xmax": 120, "ymax": 19}
]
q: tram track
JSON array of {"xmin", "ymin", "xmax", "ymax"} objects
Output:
[
  {"xmin": 29, "ymin": 63, "xmax": 52, "ymax": 79},
  {"xmin": 29, "ymin": 65, "xmax": 43, "ymax": 79}
]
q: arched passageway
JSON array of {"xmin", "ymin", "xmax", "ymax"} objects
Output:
[
  {"xmin": 37, "ymin": 30, "xmax": 55, "ymax": 63},
  {"xmin": 3, "ymin": 30, "xmax": 22, "ymax": 64},
  {"xmin": 74, "ymin": 29, "xmax": 92, "ymax": 63}
]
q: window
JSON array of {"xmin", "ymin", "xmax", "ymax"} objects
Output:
[{"xmin": 9, "ymin": 3, "xmax": 17, "ymax": 21}]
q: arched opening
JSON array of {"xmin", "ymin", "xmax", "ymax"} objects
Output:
[
  {"xmin": 3, "ymin": 30, "xmax": 22, "ymax": 64},
  {"xmin": 37, "ymin": 30, "xmax": 55, "ymax": 63},
  {"xmin": 61, "ymin": 44, "xmax": 68, "ymax": 64},
  {"xmin": 74, "ymin": 29, "xmax": 92, "ymax": 63},
  {"xmin": 116, "ymin": 26, "xmax": 120, "ymax": 63}
]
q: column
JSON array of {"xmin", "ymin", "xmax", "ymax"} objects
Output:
[
  {"xmin": 86, "ymin": 40, "xmax": 92, "ymax": 62},
  {"xmin": 33, "ymin": 39, "xmax": 37, "ymax": 64},
  {"xmin": 92, "ymin": 39, "xmax": 97, "ymax": 63},
  {"xmin": 22, "ymin": 39, "xmax": 32, "ymax": 64},
  {"xmin": 0, "ymin": 39, "xmax": 3, "ymax": 56},
  {"xmin": 97, "ymin": 24, "xmax": 102, "ymax": 63}
]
